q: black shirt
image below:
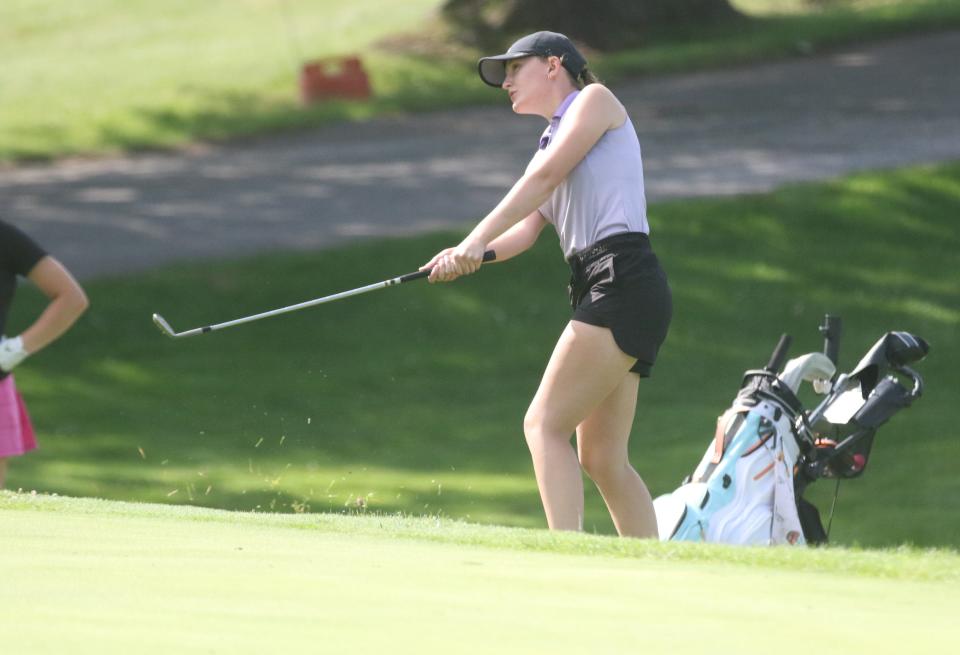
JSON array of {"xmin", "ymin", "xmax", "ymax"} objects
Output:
[{"xmin": 1, "ymin": 219, "xmax": 47, "ymax": 338}]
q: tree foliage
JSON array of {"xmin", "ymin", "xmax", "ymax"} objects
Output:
[{"xmin": 442, "ymin": 0, "xmax": 742, "ymax": 50}]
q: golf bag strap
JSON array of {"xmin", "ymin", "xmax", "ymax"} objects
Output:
[{"xmin": 710, "ymin": 406, "xmax": 750, "ymax": 464}]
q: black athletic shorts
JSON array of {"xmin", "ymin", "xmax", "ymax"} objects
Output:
[{"xmin": 567, "ymin": 232, "xmax": 672, "ymax": 377}]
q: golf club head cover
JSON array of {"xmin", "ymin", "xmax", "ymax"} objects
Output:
[
  {"xmin": 0, "ymin": 335, "xmax": 29, "ymax": 372},
  {"xmin": 780, "ymin": 353, "xmax": 836, "ymax": 395}
]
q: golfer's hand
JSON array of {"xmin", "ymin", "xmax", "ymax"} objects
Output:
[
  {"xmin": 443, "ymin": 239, "xmax": 486, "ymax": 279},
  {"xmin": 0, "ymin": 335, "xmax": 28, "ymax": 373},
  {"xmin": 421, "ymin": 247, "xmax": 454, "ymax": 283},
  {"xmin": 424, "ymin": 240, "xmax": 485, "ymax": 283}
]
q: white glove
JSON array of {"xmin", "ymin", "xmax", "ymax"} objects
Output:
[{"xmin": 0, "ymin": 336, "xmax": 29, "ymax": 372}]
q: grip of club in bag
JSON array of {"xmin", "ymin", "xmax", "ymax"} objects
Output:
[
  {"xmin": 820, "ymin": 314, "xmax": 842, "ymax": 367},
  {"xmin": 765, "ymin": 333, "xmax": 792, "ymax": 373},
  {"xmin": 399, "ymin": 250, "xmax": 497, "ymax": 283}
]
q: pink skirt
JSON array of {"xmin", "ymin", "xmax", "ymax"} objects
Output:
[{"xmin": 0, "ymin": 375, "xmax": 37, "ymax": 458}]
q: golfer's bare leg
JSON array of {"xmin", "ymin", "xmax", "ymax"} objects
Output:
[
  {"xmin": 524, "ymin": 321, "xmax": 637, "ymax": 531},
  {"xmin": 577, "ymin": 375, "xmax": 657, "ymax": 538}
]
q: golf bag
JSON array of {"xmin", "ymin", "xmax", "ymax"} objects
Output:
[{"xmin": 653, "ymin": 316, "xmax": 928, "ymax": 546}]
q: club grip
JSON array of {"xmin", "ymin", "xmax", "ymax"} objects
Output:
[
  {"xmin": 399, "ymin": 250, "xmax": 497, "ymax": 284},
  {"xmin": 820, "ymin": 314, "xmax": 842, "ymax": 366},
  {"xmin": 765, "ymin": 333, "xmax": 792, "ymax": 373}
]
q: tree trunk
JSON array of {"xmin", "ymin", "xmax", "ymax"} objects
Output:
[{"xmin": 442, "ymin": 0, "xmax": 742, "ymax": 51}]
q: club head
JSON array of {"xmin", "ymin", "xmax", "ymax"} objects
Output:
[{"xmin": 152, "ymin": 313, "xmax": 177, "ymax": 338}]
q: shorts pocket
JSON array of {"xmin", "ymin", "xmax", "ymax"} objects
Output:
[
  {"xmin": 586, "ymin": 254, "xmax": 616, "ymax": 303},
  {"xmin": 567, "ymin": 272, "xmax": 582, "ymax": 309}
]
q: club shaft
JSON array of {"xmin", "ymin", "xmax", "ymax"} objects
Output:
[
  {"xmin": 189, "ymin": 278, "xmax": 397, "ymax": 335},
  {"xmin": 162, "ymin": 250, "xmax": 495, "ymax": 337}
]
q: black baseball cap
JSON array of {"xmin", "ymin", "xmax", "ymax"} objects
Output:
[{"xmin": 478, "ymin": 31, "xmax": 587, "ymax": 88}]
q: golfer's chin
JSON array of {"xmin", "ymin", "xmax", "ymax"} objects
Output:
[{"xmin": 508, "ymin": 98, "xmax": 534, "ymax": 115}]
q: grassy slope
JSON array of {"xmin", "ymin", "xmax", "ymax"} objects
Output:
[
  {"xmin": 3, "ymin": 0, "xmax": 960, "ymax": 161},
  {"xmin": 1, "ymin": 492, "xmax": 958, "ymax": 654},
  {"xmin": 6, "ymin": 162, "xmax": 959, "ymax": 547},
  {"xmin": 0, "ymin": 0, "xmax": 444, "ymax": 160}
]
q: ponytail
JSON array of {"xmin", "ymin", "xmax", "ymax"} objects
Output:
[
  {"xmin": 575, "ymin": 67, "xmax": 600, "ymax": 89},
  {"xmin": 542, "ymin": 54, "xmax": 602, "ymax": 90},
  {"xmin": 558, "ymin": 54, "xmax": 600, "ymax": 89}
]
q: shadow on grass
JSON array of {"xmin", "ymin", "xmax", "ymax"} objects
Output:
[{"xmin": 59, "ymin": 58, "xmax": 491, "ymax": 161}]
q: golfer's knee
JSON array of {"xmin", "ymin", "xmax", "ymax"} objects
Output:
[
  {"xmin": 579, "ymin": 447, "xmax": 627, "ymax": 486},
  {"xmin": 523, "ymin": 410, "xmax": 545, "ymax": 450},
  {"xmin": 523, "ymin": 409, "xmax": 565, "ymax": 452}
]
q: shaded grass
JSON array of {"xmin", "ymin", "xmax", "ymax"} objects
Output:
[
  {"xmin": 6, "ymin": 163, "xmax": 959, "ymax": 546},
  {"xmin": 603, "ymin": 0, "xmax": 960, "ymax": 77},
  {"xmin": 3, "ymin": 0, "xmax": 960, "ymax": 161}
]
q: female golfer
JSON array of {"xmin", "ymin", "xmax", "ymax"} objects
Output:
[
  {"xmin": 0, "ymin": 219, "xmax": 88, "ymax": 488},
  {"xmin": 423, "ymin": 31, "xmax": 671, "ymax": 537}
]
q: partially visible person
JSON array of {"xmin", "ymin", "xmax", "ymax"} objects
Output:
[{"xmin": 1, "ymin": 219, "xmax": 88, "ymax": 489}]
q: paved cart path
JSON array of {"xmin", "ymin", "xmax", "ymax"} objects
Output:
[{"xmin": 2, "ymin": 31, "xmax": 958, "ymax": 280}]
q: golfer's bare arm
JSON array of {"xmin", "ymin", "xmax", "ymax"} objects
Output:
[
  {"xmin": 485, "ymin": 211, "xmax": 548, "ymax": 261},
  {"xmin": 422, "ymin": 211, "xmax": 546, "ymax": 273},
  {"xmin": 465, "ymin": 85, "xmax": 626, "ymax": 248},
  {"xmin": 19, "ymin": 257, "xmax": 88, "ymax": 354},
  {"xmin": 424, "ymin": 86, "xmax": 625, "ymax": 280}
]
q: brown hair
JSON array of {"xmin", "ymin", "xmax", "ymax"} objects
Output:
[
  {"xmin": 574, "ymin": 67, "xmax": 600, "ymax": 89},
  {"xmin": 543, "ymin": 55, "xmax": 600, "ymax": 89}
]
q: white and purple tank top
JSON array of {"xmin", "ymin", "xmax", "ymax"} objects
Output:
[{"xmin": 529, "ymin": 90, "xmax": 649, "ymax": 258}]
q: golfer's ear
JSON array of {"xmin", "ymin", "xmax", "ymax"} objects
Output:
[{"xmin": 547, "ymin": 56, "xmax": 563, "ymax": 78}]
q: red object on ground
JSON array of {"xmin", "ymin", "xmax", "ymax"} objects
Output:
[{"xmin": 300, "ymin": 57, "xmax": 371, "ymax": 104}]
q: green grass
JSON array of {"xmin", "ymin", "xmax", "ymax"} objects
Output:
[
  {"xmin": 1, "ymin": 492, "xmax": 958, "ymax": 654},
  {"xmin": 2, "ymin": 0, "xmax": 960, "ymax": 161},
  {"xmin": 0, "ymin": 0, "xmax": 447, "ymax": 161},
  {"xmin": 6, "ymin": 162, "xmax": 959, "ymax": 547}
]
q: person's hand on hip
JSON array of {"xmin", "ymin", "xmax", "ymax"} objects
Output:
[{"xmin": 0, "ymin": 335, "xmax": 29, "ymax": 372}]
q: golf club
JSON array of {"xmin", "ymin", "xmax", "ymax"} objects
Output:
[{"xmin": 152, "ymin": 250, "xmax": 496, "ymax": 338}]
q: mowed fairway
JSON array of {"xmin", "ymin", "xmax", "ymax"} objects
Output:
[{"xmin": 2, "ymin": 494, "xmax": 957, "ymax": 654}]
